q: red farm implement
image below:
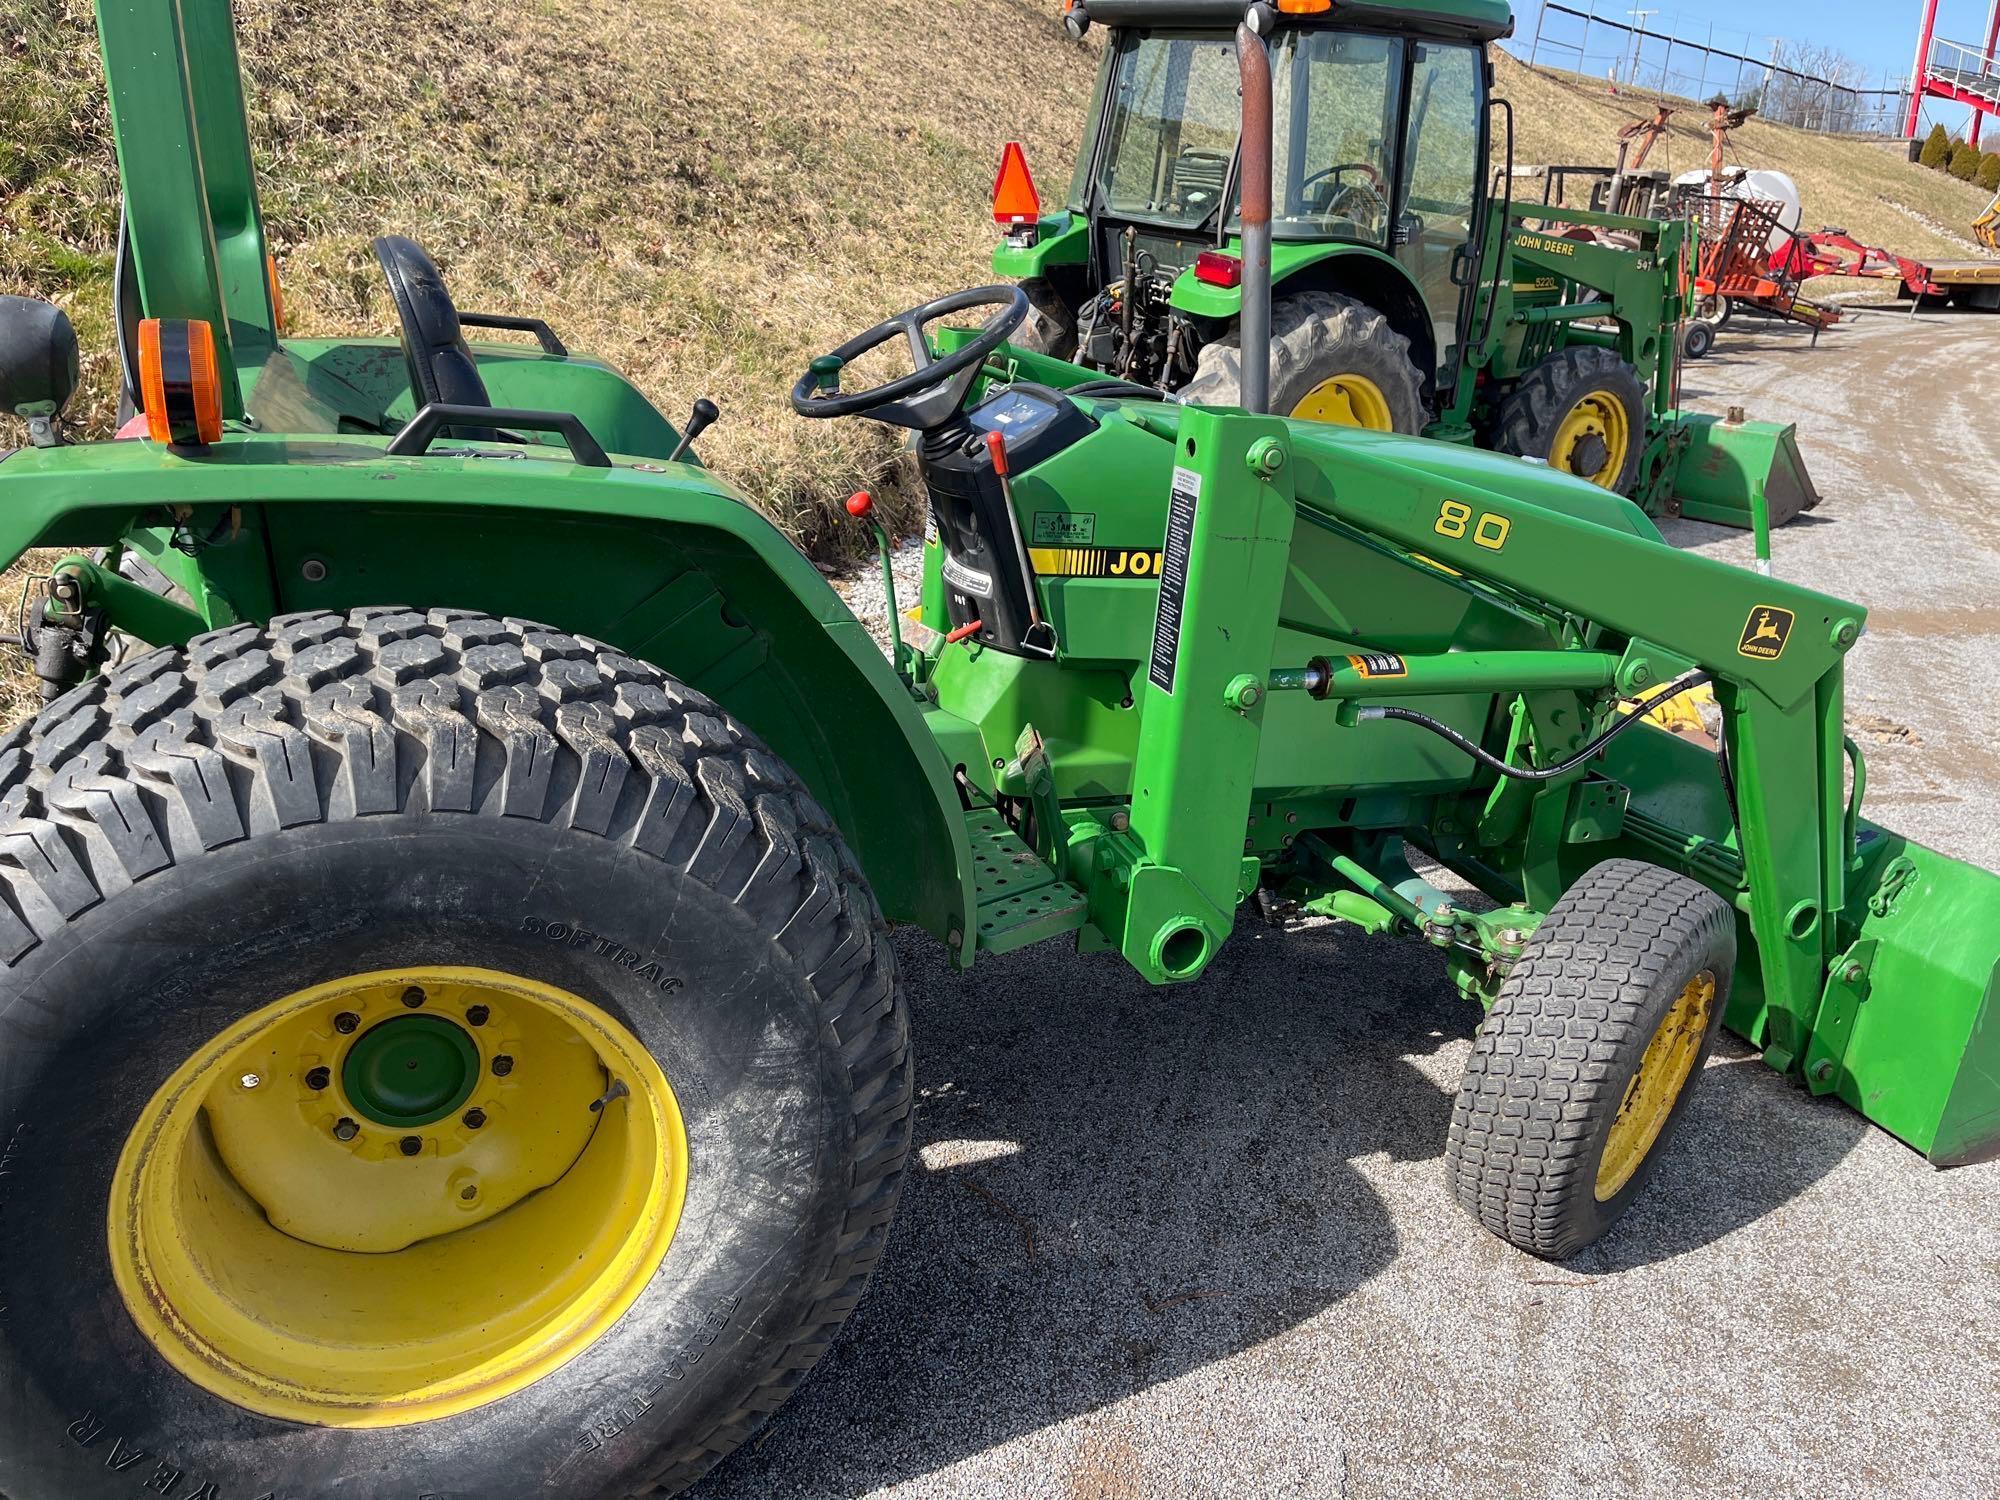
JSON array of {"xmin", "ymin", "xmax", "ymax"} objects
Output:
[
  {"xmin": 1781, "ymin": 227, "xmax": 2000, "ymax": 312},
  {"xmin": 1690, "ymin": 194, "xmax": 1840, "ymax": 338}
]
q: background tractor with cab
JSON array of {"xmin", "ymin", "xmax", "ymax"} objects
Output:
[
  {"xmin": 995, "ymin": 0, "xmax": 1818, "ymax": 534},
  {"xmin": 0, "ymin": 4, "xmax": 1995, "ymax": 1498}
]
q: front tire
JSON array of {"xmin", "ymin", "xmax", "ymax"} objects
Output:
[
  {"xmin": 0, "ymin": 608, "xmax": 911, "ymax": 1499},
  {"xmin": 1180, "ymin": 289, "xmax": 1426, "ymax": 433},
  {"xmin": 1443, "ymin": 859, "xmax": 1736, "ymax": 1259},
  {"xmin": 1490, "ymin": 345, "xmax": 1648, "ymax": 494}
]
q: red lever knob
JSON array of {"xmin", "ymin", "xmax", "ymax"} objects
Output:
[
  {"xmin": 985, "ymin": 429, "xmax": 1009, "ymax": 477},
  {"xmin": 845, "ymin": 490, "xmax": 874, "ymax": 518}
]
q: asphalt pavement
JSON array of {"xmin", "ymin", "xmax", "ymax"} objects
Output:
[{"xmin": 698, "ymin": 308, "xmax": 2000, "ymax": 1500}]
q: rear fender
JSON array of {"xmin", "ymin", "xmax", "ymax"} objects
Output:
[{"xmin": 0, "ymin": 436, "xmax": 975, "ymax": 959}]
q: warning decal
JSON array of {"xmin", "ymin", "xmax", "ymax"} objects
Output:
[
  {"xmin": 1737, "ymin": 605, "xmax": 1794, "ymax": 661},
  {"xmin": 1148, "ymin": 466, "xmax": 1200, "ymax": 695},
  {"xmin": 1346, "ymin": 653, "xmax": 1408, "ymax": 679}
]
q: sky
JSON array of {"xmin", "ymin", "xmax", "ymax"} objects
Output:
[{"xmin": 1505, "ymin": 0, "xmax": 2000, "ymax": 134}]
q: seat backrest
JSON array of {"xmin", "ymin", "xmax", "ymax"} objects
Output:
[{"xmin": 372, "ymin": 235, "xmax": 491, "ymax": 410}]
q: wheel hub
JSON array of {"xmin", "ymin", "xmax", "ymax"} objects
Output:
[
  {"xmin": 342, "ymin": 1014, "xmax": 480, "ymax": 1126},
  {"xmin": 1567, "ymin": 431, "xmax": 1610, "ymax": 478}
]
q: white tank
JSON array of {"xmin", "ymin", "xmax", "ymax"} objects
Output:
[{"xmin": 1674, "ymin": 167, "xmax": 1803, "ymax": 252}]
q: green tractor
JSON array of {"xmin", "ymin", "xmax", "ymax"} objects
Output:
[
  {"xmin": 0, "ymin": 3, "xmax": 1993, "ymax": 1497},
  {"xmin": 994, "ymin": 0, "xmax": 1818, "ymax": 532}
]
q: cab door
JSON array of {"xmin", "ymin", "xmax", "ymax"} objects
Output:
[{"xmin": 1393, "ymin": 42, "xmax": 1485, "ymax": 379}]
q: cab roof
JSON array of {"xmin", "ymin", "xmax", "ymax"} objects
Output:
[{"xmin": 1084, "ymin": 0, "xmax": 1513, "ymax": 45}]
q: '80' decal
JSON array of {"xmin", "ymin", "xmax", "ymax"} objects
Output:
[{"xmin": 1434, "ymin": 499, "xmax": 1511, "ymax": 552}]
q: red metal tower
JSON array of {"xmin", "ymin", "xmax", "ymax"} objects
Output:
[{"xmin": 1907, "ymin": 0, "xmax": 2000, "ymax": 142}]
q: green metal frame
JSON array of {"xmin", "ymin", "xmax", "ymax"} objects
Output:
[{"xmin": 2, "ymin": 0, "xmax": 1992, "ymax": 1184}]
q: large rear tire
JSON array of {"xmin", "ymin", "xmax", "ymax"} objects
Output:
[
  {"xmin": 1013, "ymin": 276, "xmax": 1078, "ymax": 360},
  {"xmin": 1180, "ymin": 289, "xmax": 1426, "ymax": 433},
  {"xmin": 0, "ymin": 608, "xmax": 911, "ymax": 1499},
  {"xmin": 1443, "ymin": 858, "xmax": 1735, "ymax": 1260}
]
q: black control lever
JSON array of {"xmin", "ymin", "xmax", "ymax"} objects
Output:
[{"xmin": 667, "ymin": 398, "xmax": 719, "ymax": 464}]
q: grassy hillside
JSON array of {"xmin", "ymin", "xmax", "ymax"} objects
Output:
[
  {"xmin": 1, "ymin": 0, "xmax": 1101, "ymax": 553},
  {"xmin": 2, "ymin": 6, "xmax": 1992, "ymax": 579}
]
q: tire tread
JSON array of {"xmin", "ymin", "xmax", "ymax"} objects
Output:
[
  {"xmin": 0, "ymin": 609, "xmax": 912, "ymax": 1498},
  {"xmin": 1443, "ymin": 857, "xmax": 1734, "ymax": 1259}
]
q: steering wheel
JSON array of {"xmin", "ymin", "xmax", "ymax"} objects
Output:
[
  {"xmin": 1302, "ymin": 161, "xmax": 1386, "ymax": 195},
  {"xmin": 791, "ymin": 286, "xmax": 1029, "ymax": 431},
  {"xmin": 1302, "ymin": 162, "xmax": 1389, "ymax": 222}
]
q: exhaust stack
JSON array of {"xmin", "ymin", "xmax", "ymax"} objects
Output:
[{"xmin": 1236, "ymin": 10, "xmax": 1274, "ymax": 414}]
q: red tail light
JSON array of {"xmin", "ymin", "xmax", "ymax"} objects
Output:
[
  {"xmin": 993, "ymin": 142, "xmax": 1041, "ymax": 226},
  {"xmin": 1194, "ymin": 251, "xmax": 1243, "ymax": 288}
]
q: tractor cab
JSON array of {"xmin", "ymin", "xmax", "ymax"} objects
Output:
[{"xmin": 1006, "ymin": 0, "xmax": 1505, "ymax": 391}]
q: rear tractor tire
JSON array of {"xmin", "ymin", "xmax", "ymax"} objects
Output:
[
  {"xmin": 1014, "ymin": 275, "xmax": 1079, "ymax": 360},
  {"xmin": 1180, "ymin": 289, "xmax": 1426, "ymax": 433},
  {"xmin": 1444, "ymin": 858, "xmax": 1736, "ymax": 1260},
  {"xmin": 1491, "ymin": 345, "xmax": 1648, "ymax": 494},
  {"xmin": 0, "ymin": 608, "xmax": 911, "ymax": 1500}
]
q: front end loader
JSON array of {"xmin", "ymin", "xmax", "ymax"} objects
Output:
[
  {"xmin": 992, "ymin": 0, "xmax": 1819, "ymax": 537},
  {"xmin": 0, "ymin": 4, "xmax": 1992, "ymax": 1497}
]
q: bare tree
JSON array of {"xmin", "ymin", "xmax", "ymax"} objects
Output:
[{"xmin": 1763, "ymin": 40, "xmax": 1866, "ymax": 131}]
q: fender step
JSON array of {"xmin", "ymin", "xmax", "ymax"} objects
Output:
[{"xmin": 966, "ymin": 808, "xmax": 1087, "ymax": 956}]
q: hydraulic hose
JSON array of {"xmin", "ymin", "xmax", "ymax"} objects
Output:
[{"xmin": 1356, "ymin": 670, "xmax": 1712, "ymax": 783}]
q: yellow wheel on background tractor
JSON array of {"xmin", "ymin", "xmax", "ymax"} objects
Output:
[
  {"xmin": 0, "ymin": 609, "xmax": 912, "ymax": 1499},
  {"xmin": 1444, "ymin": 858, "xmax": 1736, "ymax": 1259},
  {"xmin": 1289, "ymin": 371, "xmax": 1395, "ymax": 430},
  {"xmin": 1491, "ymin": 345, "xmax": 1649, "ymax": 495},
  {"xmin": 1181, "ymin": 288, "xmax": 1426, "ymax": 433},
  {"xmin": 1548, "ymin": 387, "xmax": 1632, "ymax": 486}
]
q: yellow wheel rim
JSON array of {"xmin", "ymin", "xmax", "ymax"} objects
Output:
[
  {"xmin": 1549, "ymin": 388, "xmax": 1631, "ymax": 488},
  {"xmin": 1289, "ymin": 372, "xmax": 1394, "ymax": 430},
  {"xmin": 1595, "ymin": 971, "xmax": 1715, "ymax": 1201},
  {"xmin": 108, "ymin": 967, "xmax": 687, "ymax": 1426}
]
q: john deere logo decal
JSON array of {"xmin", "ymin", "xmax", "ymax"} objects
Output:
[
  {"xmin": 1738, "ymin": 606, "xmax": 1794, "ymax": 660},
  {"xmin": 1028, "ymin": 546, "xmax": 1165, "ymax": 578}
]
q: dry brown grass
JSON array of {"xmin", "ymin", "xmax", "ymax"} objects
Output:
[
  {"xmin": 2, "ymin": 7, "xmax": 1990, "ymax": 711},
  {"xmin": 2, "ymin": 0, "xmax": 1101, "ymax": 552}
]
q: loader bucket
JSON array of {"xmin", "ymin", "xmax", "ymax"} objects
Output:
[
  {"xmin": 1669, "ymin": 410, "xmax": 1821, "ymax": 529},
  {"xmin": 1825, "ymin": 824, "xmax": 2000, "ymax": 1167}
]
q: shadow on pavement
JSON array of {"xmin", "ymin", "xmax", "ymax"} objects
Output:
[
  {"xmin": 693, "ymin": 919, "xmax": 1864, "ymax": 1494},
  {"xmin": 1576, "ymin": 1036, "xmax": 1869, "ymax": 1275}
]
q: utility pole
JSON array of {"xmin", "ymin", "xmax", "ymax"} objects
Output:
[{"xmin": 1625, "ymin": 8, "xmax": 1657, "ymax": 86}]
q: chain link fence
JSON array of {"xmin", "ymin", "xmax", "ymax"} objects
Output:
[{"xmin": 1512, "ymin": 2, "xmax": 1910, "ymax": 136}]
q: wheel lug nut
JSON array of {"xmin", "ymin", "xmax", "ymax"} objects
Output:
[
  {"xmin": 400, "ymin": 1136, "xmax": 422, "ymax": 1156},
  {"xmin": 334, "ymin": 1117, "xmax": 359, "ymax": 1141},
  {"xmin": 305, "ymin": 1066, "xmax": 331, "ymax": 1091},
  {"xmin": 492, "ymin": 1054, "xmax": 514, "ymax": 1077},
  {"xmin": 402, "ymin": 986, "xmax": 426, "ymax": 1008},
  {"xmin": 465, "ymin": 1005, "xmax": 490, "ymax": 1027},
  {"xmin": 463, "ymin": 1108, "xmax": 486, "ymax": 1129},
  {"xmin": 334, "ymin": 1011, "xmax": 359, "ymax": 1034}
]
